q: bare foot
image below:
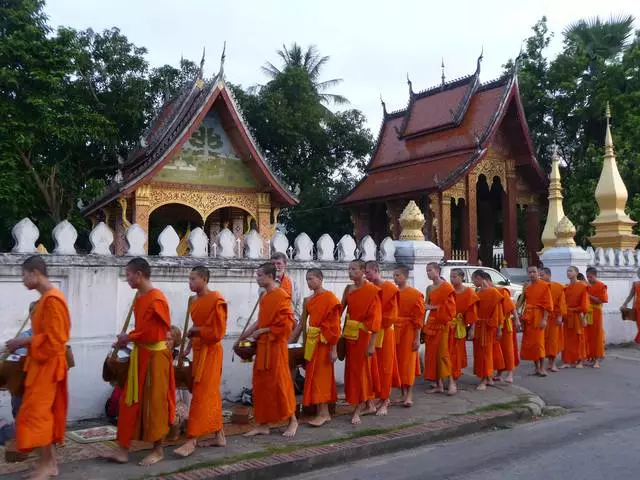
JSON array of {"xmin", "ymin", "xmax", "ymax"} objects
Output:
[
  {"xmin": 244, "ymin": 426, "xmax": 270, "ymax": 437},
  {"xmin": 174, "ymin": 439, "xmax": 197, "ymax": 458},
  {"xmin": 211, "ymin": 429, "xmax": 226, "ymax": 447},
  {"xmin": 363, "ymin": 401, "xmax": 377, "ymax": 416},
  {"xmin": 403, "ymin": 400, "xmax": 413, "ymax": 407},
  {"xmin": 102, "ymin": 448, "xmax": 129, "ymax": 464},
  {"xmin": 426, "ymin": 386, "xmax": 444, "ymax": 394},
  {"xmin": 308, "ymin": 415, "xmax": 331, "ymax": 427},
  {"xmin": 447, "ymin": 384, "xmax": 457, "ymax": 396},
  {"xmin": 376, "ymin": 400, "xmax": 390, "ymax": 416},
  {"xmin": 351, "ymin": 413, "xmax": 361, "ymax": 425},
  {"xmin": 25, "ymin": 463, "xmax": 58, "ymax": 480},
  {"xmin": 538, "ymin": 369, "xmax": 548, "ymax": 377},
  {"xmin": 576, "ymin": 363, "xmax": 584, "ymax": 369},
  {"xmin": 283, "ymin": 417, "xmax": 298, "ymax": 438},
  {"xmin": 139, "ymin": 448, "xmax": 164, "ymax": 466},
  {"xmin": 487, "ymin": 379, "xmax": 495, "ymax": 386},
  {"xmin": 549, "ymin": 366, "xmax": 559, "ymax": 373},
  {"xmin": 593, "ymin": 361, "xmax": 601, "ymax": 369},
  {"xmin": 560, "ymin": 364, "xmax": 572, "ymax": 369},
  {"xmin": 476, "ymin": 383, "xmax": 487, "ymax": 391}
]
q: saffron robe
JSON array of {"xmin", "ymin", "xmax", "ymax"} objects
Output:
[
  {"xmin": 117, "ymin": 289, "xmax": 175, "ymax": 449},
  {"xmin": 563, "ymin": 282, "xmax": 590, "ymax": 364},
  {"xmin": 474, "ymin": 288, "xmax": 503, "ymax": 379},
  {"xmin": 279, "ymin": 274, "xmax": 293, "ymax": 297},
  {"xmin": 495, "ymin": 287, "xmax": 518, "ymax": 371},
  {"xmin": 423, "ymin": 282, "xmax": 456, "ymax": 381},
  {"xmin": 520, "ymin": 281, "xmax": 553, "ymax": 361},
  {"xmin": 16, "ymin": 289, "xmax": 70, "ymax": 452},
  {"xmin": 252, "ymin": 288, "xmax": 296, "ymax": 424},
  {"xmin": 372, "ymin": 281, "xmax": 401, "ymax": 399},
  {"xmin": 634, "ymin": 282, "xmax": 640, "ymax": 344},
  {"xmin": 302, "ymin": 291, "xmax": 341, "ymax": 406},
  {"xmin": 186, "ymin": 291, "xmax": 227, "ymax": 438},
  {"xmin": 450, "ymin": 288, "xmax": 478, "ymax": 380},
  {"xmin": 395, "ymin": 286, "xmax": 425, "ymax": 386},
  {"xmin": 585, "ymin": 281, "xmax": 608, "ymax": 359},
  {"xmin": 545, "ymin": 281, "xmax": 567, "ymax": 357},
  {"xmin": 343, "ymin": 282, "xmax": 381, "ymax": 406}
]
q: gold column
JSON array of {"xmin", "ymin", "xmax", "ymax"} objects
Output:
[
  {"xmin": 590, "ymin": 103, "xmax": 639, "ymax": 249},
  {"xmin": 134, "ymin": 184, "xmax": 152, "ymax": 252},
  {"xmin": 540, "ymin": 148, "xmax": 565, "ymax": 252},
  {"xmin": 441, "ymin": 194, "xmax": 452, "ymax": 260},
  {"xmin": 256, "ymin": 193, "xmax": 272, "ymax": 243}
]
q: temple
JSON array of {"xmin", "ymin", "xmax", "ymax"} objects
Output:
[
  {"xmin": 339, "ymin": 55, "xmax": 547, "ymax": 267},
  {"xmin": 81, "ymin": 51, "xmax": 297, "ymax": 254}
]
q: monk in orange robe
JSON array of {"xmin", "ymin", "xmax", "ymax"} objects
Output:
[
  {"xmin": 520, "ymin": 266, "xmax": 553, "ymax": 376},
  {"xmin": 563, "ymin": 266, "xmax": 590, "ymax": 368},
  {"xmin": 450, "ymin": 268, "xmax": 478, "ymax": 381},
  {"xmin": 393, "ymin": 265, "xmax": 425, "ymax": 407},
  {"xmin": 486, "ymin": 279, "xmax": 520, "ymax": 383},
  {"xmin": 173, "ymin": 266, "xmax": 227, "ymax": 457},
  {"xmin": 241, "ymin": 262, "xmax": 297, "ymax": 437},
  {"xmin": 365, "ymin": 260, "xmax": 400, "ymax": 415},
  {"xmin": 540, "ymin": 267, "xmax": 567, "ymax": 372},
  {"xmin": 470, "ymin": 270, "xmax": 503, "ymax": 390},
  {"xmin": 586, "ymin": 267, "xmax": 608, "ymax": 368},
  {"xmin": 342, "ymin": 259, "xmax": 381, "ymax": 424},
  {"xmin": 423, "ymin": 263, "xmax": 457, "ymax": 395},
  {"xmin": 621, "ymin": 269, "xmax": 640, "ymax": 344},
  {"xmin": 4, "ymin": 256, "xmax": 70, "ymax": 480}
]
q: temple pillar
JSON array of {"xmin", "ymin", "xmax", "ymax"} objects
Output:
[
  {"xmin": 525, "ymin": 204, "xmax": 541, "ymax": 267},
  {"xmin": 113, "ymin": 198, "xmax": 131, "ymax": 256},
  {"xmin": 352, "ymin": 207, "xmax": 371, "ymax": 243},
  {"xmin": 502, "ymin": 172, "xmax": 518, "ymax": 267},
  {"xmin": 134, "ymin": 185, "xmax": 151, "ymax": 253},
  {"xmin": 208, "ymin": 210, "xmax": 221, "ymax": 257},
  {"xmin": 385, "ymin": 200, "xmax": 405, "ymax": 240},
  {"xmin": 256, "ymin": 193, "xmax": 272, "ymax": 244},
  {"xmin": 466, "ymin": 174, "xmax": 478, "ymax": 264},
  {"xmin": 441, "ymin": 194, "xmax": 452, "ymax": 260},
  {"xmin": 459, "ymin": 199, "xmax": 469, "ymax": 260}
]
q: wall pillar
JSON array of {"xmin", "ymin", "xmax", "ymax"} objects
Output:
[
  {"xmin": 466, "ymin": 174, "xmax": 478, "ymax": 264},
  {"xmin": 256, "ymin": 193, "xmax": 272, "ymax": 246},
  {"xmin": 134, "ymin": 185, "xmax": 151, "ymax": 253},
  {"xmin": 441, "ymin": 194, "xmax": 452, "ymax": 260},
  {"xmin": 525, "ymin": 204, "xmax": 542, "ymax": 267},
  {"xmin": 503, "ymin": 173, "xmax": 518, "ymax": 267}
]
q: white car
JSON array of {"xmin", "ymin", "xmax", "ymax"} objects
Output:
[{"xmin": 439, "ymin": 265, "xmax": 523, "ymax": 302}]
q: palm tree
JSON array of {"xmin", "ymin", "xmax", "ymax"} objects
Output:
[{"xmin": 261, "ymin": 43, "xmax": 349, "ymax": 106}]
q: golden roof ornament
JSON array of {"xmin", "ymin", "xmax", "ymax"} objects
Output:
[
  {"xmin": 36, "ymin": 243, "xmax": 49, "ymax": 254},
  {"xmin": 540, "ymin": 146, "xmax": 565, "ymax": 252},
  {"xmin": 554, "ymin": 216, "xmax": 576, "ymax": 247},
  {"xmin": 399, "ymin": 200, "xmax": 426, "ymax": 241},
  {"xmin": 589, "ymin": 102, "xmax": 639, "ymax": 249}
]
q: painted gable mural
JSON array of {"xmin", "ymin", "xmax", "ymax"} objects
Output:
[{"xmin": 155, "ymin": 111, "xmax": 258, "ymax": 188}]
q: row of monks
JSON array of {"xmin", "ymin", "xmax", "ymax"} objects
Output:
[{"xmin": 4, "ymin": 254, "xmax": 611, "ymax": 479}]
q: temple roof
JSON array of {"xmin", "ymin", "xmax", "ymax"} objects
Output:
[
  {"xmin": 339, "ymin": 60, "xmax": 546, "ymax": 206},
  {"xmin": 82, "ymin": 68, "xmax": 298, "ymax": 217}
]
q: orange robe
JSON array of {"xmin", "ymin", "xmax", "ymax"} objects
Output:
[
  {"xmin": 634, "ymin": 282, "xmax": 640, "ymax": 344},
  {"xmin": 187, "ymin": 291, "xmax": 227, "ymax": 438},
  {"xmin": 545, "ymin": 281, "xmax": 567, "ymax": 357},
  {"xmin": 586, "ymin": 281, "xmax": 608, "ymax": 359},
  {"xmin": 450, "ymin": 288, "xmax": 478, "ymax": 380},
  {"xmin": 253, "ymin": 288, "xmax": 296, "ymax": 424},
  {"xmin": 520, "ymin": 281, "xmax": 553, "ymax": 361},
  {"xmin": 344, "ymin": 282, "xmax": 381, "ymax": 406},
  {"xmin": 16, "ymin": 289, "xmax": 70, "ymax": 452},
  {"xmin": 302, "ymin": 291, "xmax": 341, "ymax": 406},
  {"xmin": 395, "ymin": 287, "xmax": 425, "ymax": 386},
  {"xmin": 372, "ymin": 281, "xmax": 401, "ymax": 399},
  {"xmin": 279, "ymin": 274, "xmax": 293, "ymax": 297},
  {"xmin": 563, "ymin": 282, "xmax": 590, "ymax": 364},
  {"xmin": 474, "ymin": 288, "xmax": 503, "ymax": 379},
  {"xmin": 117, "ymin": 289, "xmax": 176, "ymax": 448},
  {"xmin": 494, "ymin": 287, "xmax": 518, "ymax": 371},
  {"xmin": 423, "ymin": 282, "xmax": 456, "ymax": 382}
]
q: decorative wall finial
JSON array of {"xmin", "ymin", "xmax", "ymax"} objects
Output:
[
  {"xmin": 399, "ymin": 201, "xmax": 425, "ymax": 241},
  {"xmin": 540, "ymin": 146, "xmax": 566, "ymax": 252}
]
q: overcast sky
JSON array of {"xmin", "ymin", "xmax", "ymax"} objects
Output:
[{"xmin": 45, "ymin": 0, "xmax": 638, "ymax": 133}]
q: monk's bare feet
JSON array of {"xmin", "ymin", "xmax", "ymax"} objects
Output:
[
  {"xmin": 25, "ymin": 464, "xmax": 58, "ymax": 480},
  {"xmin": 549, "ymin": 365, "xmax": 559, "ymax": 373},
  {"xmin": 426, "ymin": 384, "xmax": 444, "ymax": 394},
  {"xmin": 103, "ymin": 447, "xmax": 129, "ymax": 464},
  {"xmin": 404, "ymin": 400, "xmax": 413, "ymax": 407},
  {"xmin": 174, "ymin": 439, "xmax": 197, "ymax": 458},
  {"xmin": 560, "ymin": 364, "xmax": 572, "ymax": 369},
  {"xmin": 576, "ymin": 363, "xmax": 584, "ymax": 369},
  {"xmin": 351, "ymin": 412, "xmax": 361, "ymax": 425},
  {"xmin": 139, "ymin": 446, "xmax": 164, "ymax": 466},
  {"xmin": 538, "ymin": 369, "xmax": 548, "ymax": 377},
  {"xmin": 376, "ymin": 399, "xmax": 390, "ymax": 416},
  {"xmin": 283, "ymin": 416, "xmax": 298, "ymax": 438},
  {"xmin": 244, "ymin": 426, "xmax": 270, "ymax": 437},
  {"xmin": 447, "ymin": 383, "xmax": 457, "ymax": 396},
  {"xmin": 593, "ymin": 361, "xmax": 601, "ymax": 369},
  {"xmin": 504, "ymin": 373, "xmax": 514, "ymax": 383},
  {"xmin": 211, "ymin": 429, "xmax": 226, "ymax": 447},
  {"xmin": 363, "ymin": 400, "xmax": 377, "ymax": 416},
  {"xmin": 476, "ymin": 382, "xmax": 487, "ymax": 391},
  {"xmin": 487, "ymin": 379, "xmax": 495, "ymax": 387},
  {"xmin": 308, "ymin": 414, "xmax": 331, "ymax": 427}
]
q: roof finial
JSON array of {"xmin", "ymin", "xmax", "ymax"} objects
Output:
[
  {"xmin": 380, "ymin": 94, "xmax": 387, "ymax": 116},
  {"xmin": 199, "ymin": 46, "xmax": 206, "ymax": 75},
  {"xmin": 218, "ymin": 41, "xmax": 227, "ymax": 79},
  {"xmin": 441, "ymin": 58, "xmax": 446, "ymax": 86},
  {"xmin": 407, "ymin": 73, "xmax": 414, "ymax": 97},
  {"xmin": 475, "ymin": 46, "xmax": 484, "ymax": 74}
]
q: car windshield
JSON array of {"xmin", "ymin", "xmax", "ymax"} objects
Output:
[{"xmin": 487, "ymin": 269, "xmax": 508, "ymax": 285}]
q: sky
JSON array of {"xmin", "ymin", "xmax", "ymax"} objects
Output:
[{"xmin": 44, "ymin": 0, "xmax": 639, "ymax": 134}]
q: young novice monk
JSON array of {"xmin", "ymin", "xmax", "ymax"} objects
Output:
[
  {"xmin": 563, "ymin": 266, "xmax": 590, "ymax": 369},
  {"xmin": 540, "ymin": 267, "xmax": 566, "ymax": 372},
  {"xmin": 241, "ymin": 262, "xmax": 297, "ymax": 437},
  {"xmin": 450, "ymin": 269, "xmax": 478, "ymax": 382},
  {"xmin": 107, "ymin": 257, "xmax": 175, "ymax": 466},
  {"xmin": 300, "ymin": 268, "xmax": 341, "ymax": 426},
  {"xmin": 174, "ymin": 266, "xmax": 227, "ymax": 457},
  {"xmin": 393, "ymin": 265, "xmax": 426, "ymax": 407},
  {"xmin": 585, "ymin": 267, "xmax": 608, "ymax": 369},
  {"xmin": 5, "ymin": 256, "xmax": 71, "ymax": 480},
  {"xmin": 520, "ymin": 266, "xmax": 553, "ymax": 377},
  {"xmin": 621, "ymin": 268, "xmax": 640, "ymax": 344}
]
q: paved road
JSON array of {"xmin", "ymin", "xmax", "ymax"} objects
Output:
[{"xmin": 286, "ymin": 347, "xmax": 640, "ymax": 480}]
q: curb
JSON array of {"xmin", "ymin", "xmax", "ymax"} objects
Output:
[{"xmin": 154, "ymin": 395, "xmax": 546, "ymax": 480}]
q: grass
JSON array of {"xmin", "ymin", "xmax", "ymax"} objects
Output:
[{"xmin": 468, "ymin": 394, "xmax": 532, "ymax": 414}]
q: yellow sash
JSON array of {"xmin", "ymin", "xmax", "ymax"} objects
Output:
[
  {"xmin": 125, "ymin": 341, "xmax": 168, "ymax": 406},
  {"xmin": 304, "ymin": 326, "xmax": 327, "ymax": 361},
  {"xmin": 453, "ymin": 313, "xmax": 466, "ymax": 339},
  {"xmin": 375, "ymin": 325, "xmax": 394, "ymax": 348},
  {"xmin": 505, "ymin": 315, "xmax": 513, "ymax": 333},
  {"xmin": 586, "ymin": 304, "xmax": 600, "ymax": 325},
  {"xmin": 343, "ymin": 317, "xmax": 368, "ymax": 341}
]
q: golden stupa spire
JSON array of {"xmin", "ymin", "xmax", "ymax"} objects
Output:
[
  {"xmin": 590, "ymin": 102, "xmax": 638, "ymax": 249},
  {"xmin": 540, "ymin": 147, "xmax": 566, "ymax": 252},
  {"xmin": 399, "ymin": 201, "xmax": 426, "ymax": 241},
  {"xmin": 554, "ymin": 216, "xmax": 577, "ymax": 247}
]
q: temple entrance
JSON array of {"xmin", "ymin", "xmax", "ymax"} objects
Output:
[
  {"xmin": 205, "ymin": 206, "xmax": 255, "ymax": 257},
  {"xmin": 148, "ymin": 204, "xmax": 203, "ymax": 255},
  {"xmin": 476, "ymin": 175, "xmax": 504, "ymax": 268}
]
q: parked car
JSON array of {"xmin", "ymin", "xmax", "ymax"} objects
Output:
[{"xmin": 439, "ymin": 264, "xmax": 523, "ymax": 302}]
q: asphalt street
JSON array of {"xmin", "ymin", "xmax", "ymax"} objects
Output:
[{"xmin": 286, "ymin": 346, "xmax": 640, "ymax": 480}]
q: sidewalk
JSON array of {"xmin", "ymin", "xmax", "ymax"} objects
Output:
[{"xmin": 0, "ymin": 376, "xmax": 552, "ymax": 480}]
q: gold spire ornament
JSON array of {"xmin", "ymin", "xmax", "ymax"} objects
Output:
[
  {"xmin": 540, "ymin": 147, "xmax": 566, "ymax": 252},
  {"xmin": 554, "ymin": 216, "xmax": 577, "ymax": 247},
  {"xmin": 398, "ymin": 201, "xmax": 426, "ymax": 241},
  {"xmin": 589, "ymin": 103, "xmax": 639, "ymax": 249}
]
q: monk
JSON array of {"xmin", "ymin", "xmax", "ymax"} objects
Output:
[
  {"xmin": 4, "ymin": 256, "xmax": 70, "ymax": 480},
  {"xmin": 241, "ymin": 262, "xmax": 297, "ymax": 437},
  {"xmin": 520, "ymin": 266, "xmax": 553, "ymax": 377},
  {"xmin": 485, "ymin": 277, "xmax": 520, "ymax": 383},
  {"xmin": 300, "ymin": 268, "xmax": 341, "ymax": 426},
  {"xmin": 540, "ymin": 267, "xmax": 567, "ymax": 372},
  {"xmin": 272, "ymin": 252, "xmax": 302, "ymax": 325},
  {"xmin": 450, "ymin": 269, "xmax": 478, "ymax": 382},
  {"xmin": 585, "ymin": 267, "xmax": 608, "ymax": 369},
  {"xmin": 563, "ymin": 266, "xmax": 590, "ymax": 368},
  {"xmin": 470, "ymin": 270, "xmax": 503, "ymax": 390},
  {"xmin": 174, "ymin": 266, "xmax": 227, "ymax": 457},
  {"xmin": 365, "ymin": 260, "xmax": 400, "ymax": 415},
  {"xmin": 342, "ymin": 260, "xmax": 381, "ymax": 424},
  {"xmin": 393, "ymin": 265, "xmax": 425, "ymax": 407},
  {"xmin": 621, "ymin": 267, "xmax": 640, "ymax": 344},
  {"xmin": 423, "ymin": 263, "xmax": 457, "ymax": 395}
]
